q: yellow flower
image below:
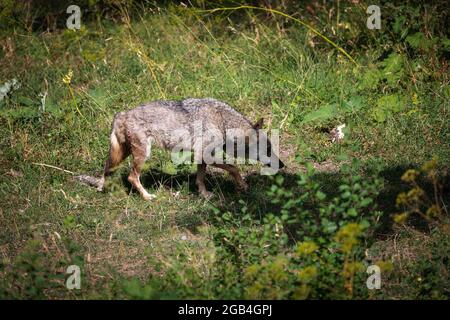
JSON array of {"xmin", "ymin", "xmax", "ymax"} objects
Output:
[
  {"xmin": 296, "ymin": 241, "xmax": 318, "ymax": 257},
  {"xmin": 393, "ymin": 212, "xmax": 409, "ymax": 224},
  {"xmin": 336, "ymin": 223, "xmax": 363, "ymax": 239},
  {"xmin": 62, "ymin": 69, "xmax": 73, "ymax": 85},
  {"xmin": 401, "ymin": 169, "xmax": 419, "ymax": 183},
  {"xmin": 426, "ymin": 205, "xmax": 440, "ymax": 218},
  {"xmin": 374, "ymin": 260, "xmax": 394, "ymax": 273},
  {"xmin": 407, "ymin": 187, "xmax": 424, "ymax": 202},
  {"xmin": 245, "ymin": 281, "xmax": 263, "ymax": 299},
  {"xmin": 421, "ymin": 159, "xmax": 437, "ymax": 172},
  {"xmin": 342, "ymin": 262, "xmax": 364, "ymax": 278},
  {"xmin": 297, "ymin": 265, "xmax": 318, "ymax": 283},
  {"xmin": 334, "ymin": 223, "xmax": 363, "ymax": 253},
  {"xmin": 244, "ymin": 264, "xmax": 260, "ymax": 280},
  {"xmin": 396, "ymin": 192, "xmax": 408, "ymax": 206},
  {"xmin": 268, "ymin": 256, "xmax": 288, "ymax": 282},
  {"xmin": 411, "ymin": 93, "xmax": 419, "ymax": 106},
  {"xmin": 293, "ymin": 283, "xmax": 310, "ymax": 300}
]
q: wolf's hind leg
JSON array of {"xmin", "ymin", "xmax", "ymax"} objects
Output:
[
  {"xmin": 196, "ymin": 163, "xmax": 213, "ymax": 198},
  {"xmin": 97, "ymin": 132, "xmax": 128, "ymax": 192},
  {"xmin": 212, "ymin": 163, "xmax": 248, "ymax": 191},
  {"xmin": 128, "ymin": 139, "xmax": 156, "ymax": 201}
]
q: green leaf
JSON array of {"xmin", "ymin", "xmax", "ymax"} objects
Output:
[
  {"xmin": 342, "ymin": 96, "xmax": 365, "ymax": 113},
  {"xmin": 392, "ymin": 15, "xmax": 407, "ymax": 37},
  {"xmin": 301, "ymin": 104, "xmax": 337, "ymax": 124},
  {"xmin": 341, "ymin": 191, "xmax": 351, "ymax": 199},
  {"xmin": 316, "ymin": 191, "xmax": 326, "ymax": 201},
  {"xmin": 63, "ymin": 215, "xmax": 76, "ymax": 228},
  {"xmin": 16, "ymin": 96, "xmax": 35, "ymax": 107},
  {"xmin": 359, "ymin": 67, "xmax": 382, "ymax": 90},
  {"xmin": 442, "ymin": 37, "xmax": 450, "ymax": 50},
  {"xmin": 0, "ymin": 106, "xmax": 39, "ymax": 120},
  {"xmin": 360, "ymin": 219, "xmax": 370, "ymax": 229},
  {"xmin": 380, "ymin": 53, "xmax": 405, "ymax": 85},
  {"xmin": 275, "ymin": 175, "xmax": 284, "ymax": 185},
  {"xmin": 372, "ymin": 106, "xmax": 388, "ymax": 123},
  {"xmin": 372, "ymin": 94, "xmax": 407, "ymax": 122},
  {"xmin": 406, "ymin": 32, "xmax": 437, "ymax": 51},
  {"xmin": 305, "ymin": 162, "xmax": 315, "ymax": 175},
  {"xmin": 347, "ymin": 208, "xmax": 358, "ymax": 217},
  {"xmin": 360, "ymin": 198, "xmax": 373, "ymax": 207},
  {"xmin": 321, "ymin": 218, "xmax": 337, "ymax": 233}
]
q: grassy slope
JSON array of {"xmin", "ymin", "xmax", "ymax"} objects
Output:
[{"xmin": 0, "ymin": 9, "xmax": 448, "ymax": 298}]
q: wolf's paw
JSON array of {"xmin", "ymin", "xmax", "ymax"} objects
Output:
[
  {"xmin": 200, "ymin": 190, "xmax": 214, "ymax": 199},
  {"xmin": 142, "ymin": 191, "xmax": 157, "ymax": 201}
]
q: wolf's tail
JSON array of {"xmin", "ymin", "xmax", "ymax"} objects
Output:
[
  {"xmin": 74, "ymin": 174, "xmax": 101, "ymax": 188},
  {"xmin": 31, "ymin": 162, "xmax": 101, "ymax": 188}
]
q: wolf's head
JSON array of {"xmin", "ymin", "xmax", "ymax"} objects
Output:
[
  {"xmin": 225, "ymin": 118, "xmax": 285, "ymax": 172},
  {"xmin": 250, "ymin": 118, "xmax": 285, "ymax": 170}
]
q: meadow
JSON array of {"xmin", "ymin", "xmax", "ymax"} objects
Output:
[{"xmin": 0, "ymin": 1, "xmax": 448, "ymax": 299}]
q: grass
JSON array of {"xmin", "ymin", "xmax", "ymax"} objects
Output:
[{"xmin": 0, "ymin": 4, "xmax": 448, "ymax": 299}]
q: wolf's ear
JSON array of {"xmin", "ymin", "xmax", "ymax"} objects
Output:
[{"xmin": 253, "ymin": 118, "xmax": 264, "ymax": 130}]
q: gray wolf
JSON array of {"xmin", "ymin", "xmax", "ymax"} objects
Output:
[{"xmin": 89, "ymin": 98, "xmax": 284, "ymax": 200}]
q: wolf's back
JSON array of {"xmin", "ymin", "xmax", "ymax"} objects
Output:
[
  {"xmin": 180, "ymin": 98, "xmax": 253, "ymax": 132},
  {"xmin": 114, "ymin": 98, "xmax": 249, "ymax": 127},
  {"xmin": 109, "ymin": 98, "xmax": 253, "ymax": 149}
]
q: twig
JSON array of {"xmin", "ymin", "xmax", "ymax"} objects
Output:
[{"xmin": 31, "ymin": 162, "xmax": 75, "ymax": 175}]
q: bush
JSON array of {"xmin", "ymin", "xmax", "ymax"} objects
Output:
[
  {"xmin": 120, "ymin": 159, "xmax": 388, "ymax": 299},
  {"xmin": 113, "ymin": 158, "xmax": 448, "ymax": 300}
]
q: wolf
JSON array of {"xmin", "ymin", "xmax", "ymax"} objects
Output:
[{"xmin": 88, "ymin": 98, "xmax": 284, "ymax": 200}]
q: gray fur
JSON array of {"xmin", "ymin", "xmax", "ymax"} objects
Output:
[
  {"xmin": 93, "ymin": 98, "xmax": 284, "ymax": 200},
  {"xmin": 74, "ymin": 174, "xmax": 101, "ymax": 187},
  {"xmin": 111, "ymin": 98, "xmax": 254, "ymax": 150}
]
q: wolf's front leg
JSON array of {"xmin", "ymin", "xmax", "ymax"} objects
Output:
[
  {"xmin": 128, "ymin": 164, "xmax": 156, "ymax": 201},
  {"xmin": 212, "ymin": 163, "xmax": 248, "ymax": 191},
  {"xmin": 196, "ymin": 163, "xmax": 213, "ymax": 198}
]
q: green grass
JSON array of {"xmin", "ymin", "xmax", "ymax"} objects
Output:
[{"xmin": 0, "ymin": 4, "xmax": 448, "ymax": 299}]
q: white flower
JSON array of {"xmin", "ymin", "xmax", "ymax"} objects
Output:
[
  {"xmin": 0, "ymin": 78, "xmax": 20, "ymax": 101},
  {"xmin": 331, "ymin": 124, "xmax": 346, "ymax": 143}
]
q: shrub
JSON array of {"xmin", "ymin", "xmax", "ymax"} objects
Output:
[{"xmin": 124, "ymin": 159, "xmax": 388, "ymax": 299}]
